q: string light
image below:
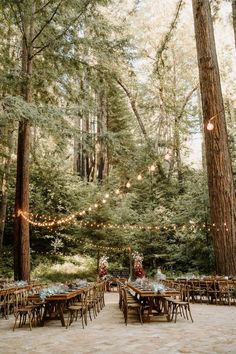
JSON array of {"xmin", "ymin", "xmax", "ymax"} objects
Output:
[
  {"xmin": 17, "ymin": 157, "xmax": 164, "ymax": 227},
  {"xmin": 126, "ymin": 181, "xmax": 131, "ymax": 188},
  {"xmin": 149, "ymin": 164, "xmax": 156, "ymax": 172},
  {"xmin": 206, "ymin": 120, "xmax": 214, "ymax": 131},
  {"xmin": 19, "ymin": 207, "xmax": 229, "ymax": 235},
  {"xmin": 164, "ymin": 152, "xmax": 171, "ymax": 161},
  {"xmin": 17, "ymin": 152, "xmax": 230, "ymax": 233},
  {"xmin": 76, "ymin": 219, "xmax": 228, "ymax": 233},
  {"xmin": 206, "ymin": 109, "xmax": 224, "ymax": 131}
]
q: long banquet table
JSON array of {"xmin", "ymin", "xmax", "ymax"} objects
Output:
[
  {"xmin": 28, "ymin": 288, "xmax": 85, "ymax": 327},
  {"xmin": 127, "ymin": 283, "xmax": 180, "ymax": 322}
]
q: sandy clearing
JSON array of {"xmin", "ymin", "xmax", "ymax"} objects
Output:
[{"xmin": 1, "ymin": 292, "xmax": 236, "ymax": 354}]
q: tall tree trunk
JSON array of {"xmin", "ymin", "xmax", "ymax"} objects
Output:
[
  {"xmin": 232, "ymin": 0, "xmax": 236, "ymax": 49},
  {"xmin": 96, "ymin": 78, "xmax": 108, "ymax": 182},
  {"xmin": 0, "ymin": 128, "xmax": 14, "ymax": 252},
  {"xmin": 14, "ymin": 4, "xmax": 34, "ymax": 281},
  {"xmin": 192, "ymin": 0, "xmax": 236, "ymax": 275},
  {"xmin": 75, "ymin": 72, "xmax": 91, "ymax": 181}
]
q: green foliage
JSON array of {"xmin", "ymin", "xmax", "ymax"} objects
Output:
[
  {"xmin": 0, "ymin": 247, "xmax": 14, "ymax": 278},
  {"xmin": 31, "ymin": 253, "xmax": 97, "ymax": 283},
  {"xmin": 0, "ymin": 0, "xmax": 225, "ymax": 280}
]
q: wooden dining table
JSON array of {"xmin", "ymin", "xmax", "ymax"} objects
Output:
[
  {"xmin": 28, "ymin": 288, "xmax": 85, "ymax": 327},
  {"xmin": 127, "ymin": 283, "xmax": 179, "ymax": 322}
]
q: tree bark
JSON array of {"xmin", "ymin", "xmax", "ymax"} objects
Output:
[
  {"xmin": 232, "ymin": 0, "xmax": 236, "ymax": 49},
  {"xmin": 192, "ymin": 0, "xmax": 236, "ymax": 275},
  {"xmin": 96, "ymin": 78, "xmax": 108, "ymax": 182},
  {"xmin": 0, "ymin": 128, "xmax": 14, "ymax": 252},
  {"xmin": 14, "ymin": 3, "xmax": 34, "ymax": 281}
]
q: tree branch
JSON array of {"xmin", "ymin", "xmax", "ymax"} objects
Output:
[
  {"xmin": 8, "ymin": 1, "xmax": 24, "ymax": 37},
  {"xmin": 31, "ymin": 0, "xmax": 63, "ymax": 44},
  {"xmin": 115, "ymin": 78, "xmax": 148, "ymax": 139},
  {"xmin": 30, "ymin": 0, "xmax": 91, "ymax": 58},
  {"xmin": 177, "ymin": 84, "xmax": 199, "ymax": 120},
  {"xmin": 155, "ymin": 0, "xmax": 184, "ymax": 73},
  {"xmin": 34, "ymin": 0, "xmax": 54, "ymax": 15}
]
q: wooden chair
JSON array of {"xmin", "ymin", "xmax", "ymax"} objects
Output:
[
  {"xmin": 117, "ymin": 282, "xmax": 124, "ymax": 310},
  {"xmin": 122, "ymin": 288, "xmax": 143, "ymax": 325},
  {"xmin": 0, "ymin": 289, "xmax": 8, "ymax": 319},
  {"xmin": 228, "ymin": 280, "xmax": 236, "ymax": 305},
  {"xmin": 86, "ymin": 286, "xmax": 97, "ymax": 322},
  {"xmin": 204, "ymin": 280, "xmax": 217, "ymax": 304},
  {"xmin": 190, "ymin": 280, "xmax": 206, "ymax": 303},
  {"xmin": 13, "ymin": 290, "xmax": 41, "ymax": 331},
  {"xmin": 216, "ymin": 280, "xmax": 231, "ymax": 305},
  {"xmin": 166, "ymin": 285, "xmax": 193, "ymax": 323},
  {"xmin": 96, "ymin": 282, "xmax": 105, "ymax": 311},
  {"xmin": 66, "ymin": 290, "xmax": 87, "ymax": 329}
]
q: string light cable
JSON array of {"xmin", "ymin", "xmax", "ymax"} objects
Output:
[
  {"xmin": 206, "ymin": 108, "xmax": 225, "ymax": 131},
  {"xmin": 17, "ymin": 129, "xmax": 227, "ymax": 230},
  {"xmin": 17, "ymin": 158, "xmax": 162, "ymax": 227},
  {"xmin": 76, "ymin": 219, "xmax": 229, "ymax": 233}
]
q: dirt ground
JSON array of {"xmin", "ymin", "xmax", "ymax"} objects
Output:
[{"xmin": 1, "ymin": 292, "xmax": 236, "ymax": 354}]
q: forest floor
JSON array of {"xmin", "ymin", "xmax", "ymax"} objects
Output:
[{"xmin": 1, "ymin": 292, "xmax": 236, "ymax": 354}]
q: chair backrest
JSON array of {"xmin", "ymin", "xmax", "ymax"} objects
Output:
[
  {"xmin": 81, "ymin": 289, "xmax": 89, "ymax": 308},
  {"xmin": 180, "ymin": 284, "xmax": 191, "ymax": 302},
  {"xmin": 121, "ymin": 287, "xmax": 128, "ymax": 303}
]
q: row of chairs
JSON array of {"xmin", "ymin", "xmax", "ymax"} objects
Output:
[
  {"xmin": 0, "ymin": 285, "xmax": 43, "ymax": 321},
  {"xmin": 118, "ymin": 283, "xmax": 143, "ymax": 325},
  {"xmin": 66, "ymin": 282, "xmax": 106, "ymax": 329},
  {"xmin": 164, "ymin": 278, "xmax": 236, "ymax": 305}
]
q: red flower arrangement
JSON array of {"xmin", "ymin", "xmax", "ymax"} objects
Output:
[
  {"xmin": 133, "ymin": 251, "xmax": 145, "ymax": 278},
  {"xmin": 99, "ymin": 256, "xmax": 109, "ymax": 278}
]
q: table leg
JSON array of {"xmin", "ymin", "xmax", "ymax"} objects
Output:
[{"xmin": 57, "ymin": 302, "xmax": 66, "ymax": 327}]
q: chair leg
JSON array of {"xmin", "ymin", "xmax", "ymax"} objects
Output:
[
  {"xmin": 13, "ymin": 313, "xmax": 19, "ymax": 331},
  {"xmin": 187, "ymin": 304, "xmax": 194, "ymax": 322},
  {"xmin": 138, "ymin": 308, "xmax": 143, "ymax": 325}
]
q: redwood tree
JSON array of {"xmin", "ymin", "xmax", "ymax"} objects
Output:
[
  {"xmin": 192, "ymin": 0, "xmax": 236, "ymax": 275},
  {"xmin": 12, "ymin": 0, "xmax": 94, "ymax": 280},
  {"xmin": 14, "ymin": 2, "xmax": 34, "ymax": 281},
  {"xmin": 232, "ymin": 0, "xmax": 236, "ymax": 49}
]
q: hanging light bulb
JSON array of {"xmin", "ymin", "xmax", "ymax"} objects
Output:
[
  {"xmin": 94, "ymin": 203, "xmax": 98, "ymax": 208},
  {"xmin": 105, "ymin": 193, "xmax": 109, "ymax": 198},
  {"xmin": 115, "ymin": 188, "xmax": 120, "ymax": 194},
  {"xmin": 149, "ymin": 165, "xmax": 155, "ymax": 172},
  {"xmin": 137, "ymin": 174, "xmax": 142, "ymax": 181},
  {"xmin": 126, "ymin": 181, "xmax": 131, "ymax": 188},
  {"xmin": 102, "ymin": 199, "xmax": 106, "ymax": 203},
  {"xmin": 164, "ymin": 152, "xmax": 171, "ymax": 161},
  {"xmin": 207, "ymin": 121, "xmax": 214, "ymax": 131}
]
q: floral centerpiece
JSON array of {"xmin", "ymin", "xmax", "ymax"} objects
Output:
[
  {"xmin": 132, "ymin": 251, "xmax": 145, "ymax": 278},
  {"xmin": 99, "ymin": 255, "xmax": 109, "ymax": 278}
]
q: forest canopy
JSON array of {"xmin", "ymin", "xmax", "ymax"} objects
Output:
[{"xmin": 0, "ymin": 0, "xmax": 236, "ymax": 281}]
